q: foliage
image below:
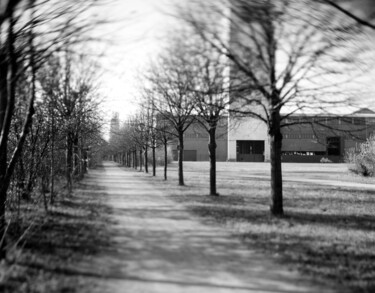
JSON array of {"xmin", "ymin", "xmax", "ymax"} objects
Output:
[
  {"xmin": 0, "ymin": 0, "xmax": 108, "ymax": 258},
  {"xmin": 346, "ymin": 136, "xmax": 375, "ymax": 177},
  {"xmin": 0, "ymin": 181, "xmax": 112, "ymax": 293},
  {"xmin": 320, "ymin": 157, "xmax": 333, "ymax": 163}
]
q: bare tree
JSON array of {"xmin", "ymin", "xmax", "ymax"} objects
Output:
[
  {"xmin": 139, "ymin": 98, "xmax": 159, "ymax": 176},
  {"xmin": 0, "ymin": 0, "xmax": 36, "ymax": 257},
  {"xmin": 46, "ymin": 53, "xmax": 101, "ymax": 193},
  {"xmin": 320, "ymin": 0, "xmax": 375, "ymax": 30},
  {"xmin": 145, "ymin": 40, "xmax": 196, "ymax": 186},
  {"xmin": 155, "ymin": 118, "xmax": 175, "ymax": 181},
  {"xmin": 168, "ymin": 34, "xmax": 232, "ymax": 195},
  {"xmin": 0, "ymin": 0, "xmax": 110, "ymax": 258},
  {"xmin": 128, "ymin": 113, "xmax": 150, "ymax": 173},
  {"xmin": 180, "ymin": 0, "xmax": 368, "ymax": 216}
]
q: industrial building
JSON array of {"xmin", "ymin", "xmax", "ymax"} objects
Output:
[{"xmin": 171, "ymin": 108, "xmax": 375, "ymax": 163}]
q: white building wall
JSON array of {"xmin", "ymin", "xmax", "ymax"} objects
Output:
[{"xmin": 227, "ymin": 116, "xmax": 270, "ymax": 161}]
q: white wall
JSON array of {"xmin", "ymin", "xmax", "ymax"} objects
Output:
[{"xmin": 227, "ymin": 116, "xmax": 270, "ymax": 161}]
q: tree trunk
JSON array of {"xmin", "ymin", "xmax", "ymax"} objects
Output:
[
  {"xmin": 0, "ymin": 17, "xmax": 15, "ymax": 259},
  {"xmin": 73, "ymin": 135, "xmax": 79, "ymax": 177},
  {"xmin": 41, "ymin": 177, "xmax": 48, "ymax": 212},
  {"xmin": 50, "ymin": 106, "xmax": 55, "ymax": 204},
  {"xmin": 83, "ymin": 148, "xmax": 88, "ymax": 174},
  {"xmin": 17, "ymin": 157, "xmax": 26, "ymax": 196},
  {"xmin": 24, "ymin": 132, "xmax": 37, "ymax": 200},
  {"xmin": 0, "ymin": 129, "xmax": 6, "ymax": 260},
  {"xmin": 24, "ymin": 174, "xmax": 34, "ymax": 200},
  {"xmin": 208, "ymin": 126, "xmax": 218, "ymax": 196},
  {"xmin": 152, "ymin": 146, "xmax": 156, "ymax": 176},
  {"xmin": 0, "ymin": 188, "xmax": 6, "ymax": 259},
  {"xmin": 144, "ymin": 146, "xmax": 148, "ymax": 173},
  {"xmin": 139, "ymin": 149, "xmax": 143, "ymax": 171},
  {"xmin": 79, "ymin": 135, "xmax": 85, "ymax": 179},
  {"xmin": 269, "ymin": 109, "xmax": 283, "ymax": 216},
  {"xmin": 66, "ymin": 133, "xmax": 73, "ymax": 195},
  {"xmin": 132, "ymin": 151, "xmax": 137, "ymax": 169},
  {"xmin": 164, "ymin": 141, "xmax": 168, "ymax": 180},
  {"xmin": 0, "ymin": 12, "xmax": 35, "ymax": 257},
  {"xmin": 178, "ymin": 131, "xmax": 184, "ymax": 186},
  {"xmin": 134, "ymin": 149, "xmax": 137, "ymax": 169}
]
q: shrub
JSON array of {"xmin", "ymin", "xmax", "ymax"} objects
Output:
[
  {"xmin": 320, "ymin": 157, "xmax": 332, "ymax": 163},
  {"xmin": 345, "ymin": 136, "xmax": 375, "ymax": 177}
]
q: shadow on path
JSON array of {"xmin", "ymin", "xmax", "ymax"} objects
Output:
[{"xmin": 78, "ymin": 162, "xmax": 340, "ymax": 293}]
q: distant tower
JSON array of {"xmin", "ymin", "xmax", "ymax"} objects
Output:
[
  {"xmin": 226, "ymin": 2, "xmax": 270, "ymax": 162},
  {"xmin": 109, "ymin": 112, "xmax": 120, "ymax": 143}
]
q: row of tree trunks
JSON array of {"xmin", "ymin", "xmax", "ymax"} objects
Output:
[
  {"xmin": 0, "ymin": 14, "xmax": 19, "ymax": 258},
  {"xmin": 115, "ymin": 140, "xmax": 170, "ymax": 181}
]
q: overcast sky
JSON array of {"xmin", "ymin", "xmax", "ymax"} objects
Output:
[
  {"xmin": 90, "ymin": 0, "xmax": 175, "ymax": 123},
  {"xmin": 92, "ymin": 0, "xmax": 375, "ymax": 124}
]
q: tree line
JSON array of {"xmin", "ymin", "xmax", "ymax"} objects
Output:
[
  {"xmin": 0, "ymin": 0, "xmax": 107, "ymax": 259},
  {"xmin": 106, "ymin": 0, "xmax": 374, "ymax": 217}
]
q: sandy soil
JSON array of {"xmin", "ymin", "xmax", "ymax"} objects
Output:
[{"xmin": 76, "ymin": 161, "xmax": 340, "ymax": 293}]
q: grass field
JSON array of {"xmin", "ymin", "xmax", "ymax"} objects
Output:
[
  {"xmin": 149, "ymin": 161, "xmax": 375, "ymax": 293},
  {"xmin": 0, "ymin": 181, "xmax": 112, "ymax": 293}
]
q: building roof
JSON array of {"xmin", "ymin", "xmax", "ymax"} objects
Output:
[
  {"xmin": 352, "ymin": 108, "xmax": 375, "ymax": 115},
  {"xmin": 284, "ymin": 107, "xmax": 375, "ymax": 118}
]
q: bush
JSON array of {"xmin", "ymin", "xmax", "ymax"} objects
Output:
[
  {"xmin": 345, "ymin": 136, "xmax": 375, "ymax": 177},
  {"xmin": 320, "ymin": 157, "xmax": 332, "ymax": 163}
]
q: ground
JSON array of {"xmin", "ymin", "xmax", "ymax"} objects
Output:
[
  {"xmin": 1, "ymin": 161, "xmax": 374, "ymax": 292},
  {"xmin": 159, "ymin": 161, "xmax": 375, "ymax": 293},
  {"xmin": 86, "ymin": 162, "xmax": 340, "ymax": 293}
]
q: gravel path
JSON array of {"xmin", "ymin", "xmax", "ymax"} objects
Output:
[{"xmin": 80, "ymin": 161, "xmax": 337, "ymax": 293}]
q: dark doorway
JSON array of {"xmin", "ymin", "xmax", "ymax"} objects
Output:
[
  {"xmin": 236, "ymin": 140, "xmax": 265, "ymax": 162},
  {"xmin": 326, "ymin": 137, "xmax": 341, "ymax": 156}
]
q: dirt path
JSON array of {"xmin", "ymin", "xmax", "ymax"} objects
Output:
[{"xmin": 80, "ymin": 162, "xmax": 338, "ymax": 293}]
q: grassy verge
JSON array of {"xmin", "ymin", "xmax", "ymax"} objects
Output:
[
  {"xmin": 150, "ymin": 162, "xmax": 375, "ymax": 293},
  {"xmin": 0, "ymin": 180, "xmax": 112, "ymax": 293}
]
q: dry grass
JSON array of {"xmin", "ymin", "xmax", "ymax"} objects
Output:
[
  {"xmin": 149, "ymin": 162, "xmax": 375, "ymax": 293},
  {"xmin": 0, "ymin": 181, "xmax": 112, "ymax": 293}
]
